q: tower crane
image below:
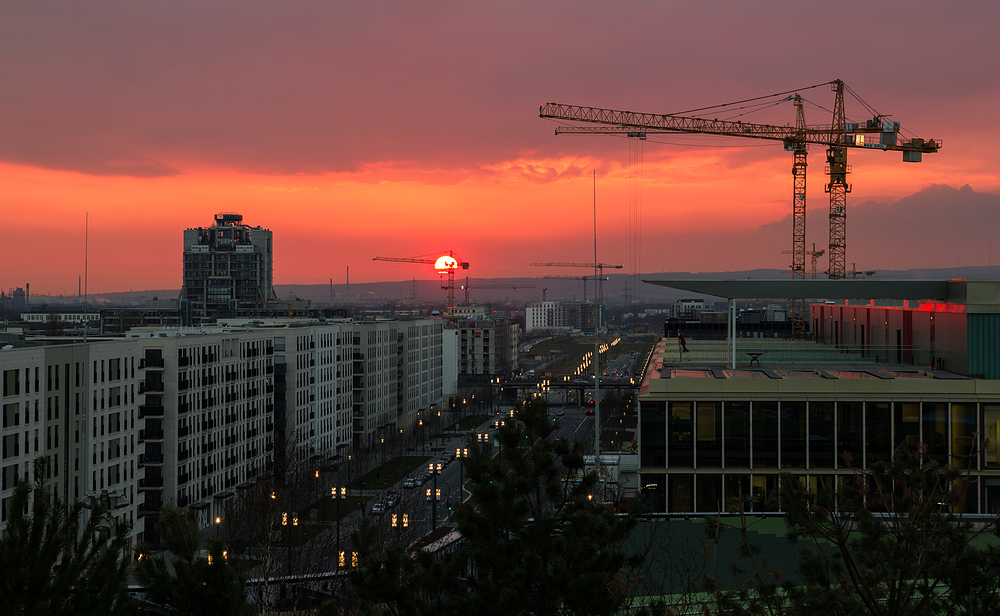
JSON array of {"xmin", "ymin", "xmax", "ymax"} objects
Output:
[
  {"xmin": 461, "ymin": 278, "xmax": 536, "ymax": 304},
  {"xmin": 539, "ymin": 79, "xmax": 941, "ymax": 320},
  {"xmin": 535, "ymin": 275, "xmax": 609, "ymax": 302},
  {"xmin": 372, "ymin": 252, "xmax": 469, "ymax": 319},
  {"xmin": 529, "ymin": 262, "xmax": 623, "ymax": 306},
  {"xmin": 783, "ymin": 243, "xmax": 826, "ymax": 280}
]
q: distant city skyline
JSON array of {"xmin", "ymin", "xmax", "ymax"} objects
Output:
[{"xmin": 2, "ymin": 2, "xmax": 999, "ymax": 295}]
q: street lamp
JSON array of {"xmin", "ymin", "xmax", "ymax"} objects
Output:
[
  {"xmin": 281, "ymin": 511, "xmax": 298, "ymax": 575},
  {"xmin": 214, "ymin": 516, "xmax": 221, "ymax": 536},
  {"xmin": 455, "ymin": 447, "xmax": 468, "ymax": 504},
  {"xmin": 331, "ymin": 487, "xmax": 346, "ymax": 568},
  {"xmin": 391, "ymin": 512, "xmax": 409, "ymax": 540},
  {"xmin": 426, "ymin": 461, "xmax": 442, "ymax": 533}
]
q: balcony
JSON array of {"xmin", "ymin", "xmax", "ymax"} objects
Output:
[
  {"xmin": 178, "ymin": 449, "xmax": 191, "ymax": 461},
  {"xmin": 140, "ymin": 358, "xmax": 164, "ymax": 370},
  {"xmin": 139, "ymin": 404, "xmax": 164, "ymax": 418},
  {"xmin": 139, "ymin": 476, "xmax": 164, "ymax": 489},
  {"xmin": 141, "ymin": 453, "xmax": 163, "ymax": 465},
  {"xmin": 178, "ymin": 474, "xmax": 190, "ymax": 486},
  {"xmin": 140, "ymin": 429, "xmax": 164, "ymax": 441},
  {"xmin": 178, "ymin": 379, "xmax": 190, "ymax": 391},
  {"xmin": 139, "ymin": 381, "xmax": 164, "ymax": 394},
  {"xmin": 178, "ymin": 402, "xmax": 190, "ymax": 415},
  {"xmin": 178, "ymin": 425, "xmax": 190, "ymax": 438},
  {"xmin": 178, "ymin": 356, "xmax": 191, "ymax": 367}
]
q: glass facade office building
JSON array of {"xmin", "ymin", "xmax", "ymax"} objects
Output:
[{"xmin": 638, "ymin": 365, "xmax": 1000, "ymax": 515}]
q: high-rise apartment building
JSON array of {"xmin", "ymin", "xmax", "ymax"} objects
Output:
[{"xmin": 180, "ymin": 213, "xmax": 277, "ymax": 325}]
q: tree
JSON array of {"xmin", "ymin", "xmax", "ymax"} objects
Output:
[
  {"xmin": 0, "ymin": 458, "xmax": 133, "ymax": 616},
  {"xmin": 136, "ymin": 506, "xmax": 256, "ymax": 616},
  {"xmin": 781, "ymin": 444, "xmax": 1000, "ymax": 616},
  {"xmin": 457, "ymin": 397, "xmax": 643, "ymax": 616},
  {"xmin": 348, "ymin": 397, "xmax": 643, "ymax": 615}
]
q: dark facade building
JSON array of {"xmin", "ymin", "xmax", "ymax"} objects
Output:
[{"xmin": 179, "ymin": 213, "xmax": 277, "ymax": 325}]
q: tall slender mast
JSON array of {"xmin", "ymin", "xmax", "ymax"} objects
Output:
[{"xmin": 593, "ymin": 171, "xmax": 601, "ymax": 468}]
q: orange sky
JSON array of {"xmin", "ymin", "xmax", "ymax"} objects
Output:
[{"xmin": 2, "ymin": 2, "xmax": 999, "ymax": 296}]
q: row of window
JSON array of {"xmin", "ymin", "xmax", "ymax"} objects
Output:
[{"xmin": 640, "ymin": 400, "xmax": 1000, "ymax": 470}]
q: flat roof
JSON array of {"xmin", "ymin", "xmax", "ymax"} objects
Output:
[{"xmin": 641, "ymin": 279, "xmax": 1000, "ymax": 313}]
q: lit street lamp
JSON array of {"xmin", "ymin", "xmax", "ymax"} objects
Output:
[
  {"xmin": 281, "ymin": 511, "xmax": 298, "ymax": 575},
  {"xmin": 426, "ymin": 461, "xmax": 442, "ymax": 533},
  {"xmin": 331, "ymin": 487, "xmax": 346, "ymax": 568},
  {"xmin": 455, "ymin": 447, "xmax": 468, "ymax": 504}
]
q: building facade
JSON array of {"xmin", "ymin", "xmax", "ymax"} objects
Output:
[
  {"xmin": 525, "ymin": 300, "xmax": 600, "ymax": 333},
  {"xmin": 179, "ymin": 213, "xmax": 277, "ymax": 324},
  {"xmin": 2, "ymin": 316, "xmax": 446, "ymax": 542},
  {"xmin": 449, "ymin": 315, "xmax": 519, "ymax": 380},
  {"xmin": 1, "ymin": 341, "xmax": 146, "ymax": 557},
  {"xmin": 637, "ymin": 349, "xmax": 1000, "ymax": 514}
]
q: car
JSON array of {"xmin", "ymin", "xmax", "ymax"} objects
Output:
[
  {"xmin": 402, "ymin": 477, "xmax": 417, "ymax": 489},
  {"xmin": 584, "ymin": 408, "xmax": 594, "ymax": 415},
  {"xmin": 419, "ymin": 472, "xmax": 432, "ymax": 484},
  {"xmin": 370, "ymin": 500, "xmax": 386, "ymax": 514},
  {"xmin": 386, "ymin": 492, "xmax": 400, "ymax": 508},
  {"xmin": 555, "ymin": 408, "xmax": 564, "ymax": 416}
]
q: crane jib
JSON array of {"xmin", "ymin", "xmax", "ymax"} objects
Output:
[{"xmin": 540, "ymin": 103, "xmax": 940, "ymax": 154}]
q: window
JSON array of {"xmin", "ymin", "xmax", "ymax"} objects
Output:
[
  {"xmin": 780, "ymin": 401, "xmax": 806, "ymax": 468},
  {"xmin": 752, "ymin": 401, "xmax": 778, "ymax": 468},
  {"xmin": 724, "ymin": 402, "xmax": 750, "ymax": 468},
  {"xmin": 810, "ymin": 402, "xmax": 835, "ymax": 468},
  {"xmin": 640, "ymin": 401, "xmax": 665, "ymax": 467},
  {"xmin": 696, "ymin": 402, "xmax": 722, "ymax": 467},
  {"xmin": 866, "ymin": 403, "xmax": 892, "ymax": 467},
  {"xmin": 668, "ymin": 402, "xmax": 693, "ymax": 468}
]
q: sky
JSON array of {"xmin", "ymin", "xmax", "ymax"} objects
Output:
[{"xmin": 3, "ymin": 1, "xmax": 1000, "ymax": 296}]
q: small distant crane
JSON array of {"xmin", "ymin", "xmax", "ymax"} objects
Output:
[
  {"xmin": 373, "ymin": 252, "xmax": 469, "ymax": 319},
  {"xmin": 849, "ymin": 263, "xmax": 876, "ymax": 279},
  {"xmin": 529, "ymin": 262, "xmax": 623, "ymax": 306},
  {"xmin": 461, "ymin": 278, "xmax": 535, "ymax": 304},
  {"xmin": 534, "ymin": 275, "xmax": 609, "ymax": 303}
]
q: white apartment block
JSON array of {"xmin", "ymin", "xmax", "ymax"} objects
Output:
[
  {"xmin": 285, "ymin": 324, "xmax": 353, "ymax": 462},
  {"xmin": 400, "ymin": 319, "xmax": 444, "ymax": 429},
  {"xmin": 1, "ymin": 317, "xmax": 444, "ymax": 545},
  {"xmin": 449, "ymin": 316, "xmax": 519, "ymax": 379},
  {"xmin": 526, "ymin": 301, "xmax": 558, "ymax": 332},
  {"xmin": 1, "ymin": 341, "xmax": 145, "ymax": 558},
  {"xmin": 525, "ymin": 301, "xmax": 599, "ymax": 333},
  {"xmin": 125, "ymin": 328, "xmax": 276, "ymax": 536}
]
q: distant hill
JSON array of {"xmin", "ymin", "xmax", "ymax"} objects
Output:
[{"xmin": 31, "ymin": 265, "xmax": 1000, "ymax": 309}]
